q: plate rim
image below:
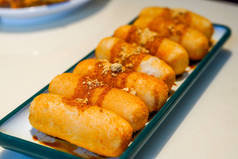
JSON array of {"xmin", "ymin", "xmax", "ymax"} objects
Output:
[{"xmin": 0, "ymin": 0, "xmax": 89, "ymax": 18}]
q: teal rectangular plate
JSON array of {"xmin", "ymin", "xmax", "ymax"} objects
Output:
[{"xmin": 0, "ymin": 23, "xmax": 231, "ymax": 159}]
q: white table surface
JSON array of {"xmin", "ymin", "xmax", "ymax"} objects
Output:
[{"xmin": 0, "ymin": 0, "xmax": 238, "ymax": 158}]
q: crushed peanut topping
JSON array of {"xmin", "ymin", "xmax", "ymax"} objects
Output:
[
  {"xmin": 134, "ymin": 45, "xmax": 149, "ymax": 54},
  {"xmin": 84, "ymin": 78, "xmax": 104, "ymax": 89},
  {"xmin": 129, "ymin": 89, "xmax": 136, "ymax": 95},
  {"xmin": 101, "ymin": 60, "xmax": 111, "ymax": 75},
  {"xmin": 113, "ymin": 43, "xmax": 149, "ymax": 70},
  {"xmin": 125, "ymin": 63, "xmax": 134, "ymax": 68},
  {"xmin": 87, "ymin": 81, "xmax": 92, "ymax": 86},
  {"xmin": 83, "ymin": 98, "xmax": 89, "ymax": 104},
  {"xmin": 122, "ymin": 87, "xmax": 129, "ymax": 92},
  {"xmin": 100, "ymin": 59, "xmax": 125, "ymax": 76},
  {"xmin": 168, "ymin": 25, "xmax": 175, "ymax": 33},
  {"xmin": 119, "ymin": 44, "xmax": 148, "ymax": 62},
  {"xmin": 75, "ymin": 98, "xmax": 88, "ymax": 104},
  {"xmin": 110, "ymin": 63, "xmax": 123, "ymax": 73},
  {"xmin": 122, "ymin": 87, "xmax": 137, "ymax": 95},
  {"xmin": 137, "ymin": 28, "xmax": 157, "ymax": 45}
]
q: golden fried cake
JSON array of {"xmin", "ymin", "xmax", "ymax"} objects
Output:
[
  {"xmin": 73, "ymin": 59, "xmax": 169, "ymax": 112},
  {"xmin": 49, "ymin": 73, "xmax": 149, "ymax": 131},
  {"xmin": 139, "ymin": 7, "xmax": 214, "ymax": 39},
  {"xmin": 29, "ymin": 93, "xmax": 133, "ymax": 157},
  {"xmin": 95, "ymin": 37, "xmax": 176, "ymax": 88},
  {"xmin": 134, "ymin": 9, "xmax": 210, "ymax": 60},
  {"xmin": 114, "ymin": 25, "xmax": 189, "ymax": 75}
]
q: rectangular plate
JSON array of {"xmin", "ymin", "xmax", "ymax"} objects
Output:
[{"xmin": 0, "ymin": 23, "xmax": 231, "ymax": 159}]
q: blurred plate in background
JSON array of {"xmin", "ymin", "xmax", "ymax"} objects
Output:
[{"xmin": 0, "ymin": 0, "xmax": 89, "ymax": 25}]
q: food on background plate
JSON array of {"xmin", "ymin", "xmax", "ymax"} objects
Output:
[
  {"xmin": 29, "ymin": 93, "xmax": 133, "ymax": 157},
  {"xmin": 113, "ymin": 25, "xmax": 189, "ymax": 75},
  {"xmin": 49, "ymin": 73, "xmax": 149, "ymax": 131},
  {"xmin": 0, "ymin": 0, "xmax": 68, "ymax": 8}
]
